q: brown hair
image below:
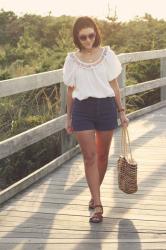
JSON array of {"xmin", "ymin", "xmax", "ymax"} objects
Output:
[{"xmin": 72, "ymin": 16, "xmax": 101, "ymax": 51}]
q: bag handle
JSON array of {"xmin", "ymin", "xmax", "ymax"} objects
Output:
[{"xmin": 120, "ymin": 126, "xmax": 134, "ymax": 163}]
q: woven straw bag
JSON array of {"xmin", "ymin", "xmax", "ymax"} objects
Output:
[{"xmin": 117, "ymin": 127, "xmax": 138, "ymax": 194}]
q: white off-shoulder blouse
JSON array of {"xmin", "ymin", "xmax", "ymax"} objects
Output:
[{"xmin": 62, "ymin": 45, "xmax": 122, "ymax": 100}]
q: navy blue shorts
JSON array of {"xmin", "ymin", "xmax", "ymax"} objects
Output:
[{"xmin": 71, "ymin": 96, "xmax": 118, "ymax": 131}]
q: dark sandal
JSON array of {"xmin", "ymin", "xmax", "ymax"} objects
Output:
[
  {"xmin": 89, "ymin": 198, "xmax": 95, "ymax": 209},
  {"xmin": 89, "ymin": 204, "xmax": 103, "ymax": 223}
]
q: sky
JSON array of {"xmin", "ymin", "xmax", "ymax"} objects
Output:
[{"xmin": 0, "ymin": 0, "xmax": 165, "ymax": 22}]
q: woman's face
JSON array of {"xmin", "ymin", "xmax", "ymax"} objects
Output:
[{"xmin": 78, "ymin": 27, "xmax": 96, "ymax": 50}]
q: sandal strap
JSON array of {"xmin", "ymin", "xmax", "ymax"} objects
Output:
[
  {"xmin": 94, "ymin": 204, "xmax": 103, "ymax": 208},
  {"xmin": 94, "ymin": 204, "xmax": 103, "ymax": 214},
  {"xmin": 93, "ymin": 212, "xmax": 103, "ymax": 216},
  {"xmin": 90, "ymin": 212, "xmax": 103, "ymax": 217},
  {"xmin": 89, "ymin": 199, "xmax": 95, "ymax": 209},
  {"xmin": 94, "ymin": 205, "xmax": 103, "ymax": 211},
  {"xmin": 90, "ymin": 213, "xmax": 103, "ymax": 220}
]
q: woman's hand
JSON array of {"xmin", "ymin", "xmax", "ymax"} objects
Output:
[
  {"xmin": 65, "ymin": 117, "xmax": 74, "ymax": 134},
  {"xmin": 119, "ymin": 112, "xmax": 129, "ymax": 128}
]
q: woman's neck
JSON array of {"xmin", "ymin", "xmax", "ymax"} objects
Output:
[{"xmin": 80, "ymin": 46, "xmax": 99, "ymax": 55}]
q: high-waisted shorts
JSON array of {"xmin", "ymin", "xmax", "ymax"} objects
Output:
[{"xmin": 71, "ymin": 96, "xmax": 118, "ymax": 131}]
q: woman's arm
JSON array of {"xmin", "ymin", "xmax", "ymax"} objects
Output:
[
  {"xmin": 66, "ymin": 86, "xmax": 74, "ymax": 119},
  {"xmin": 109, "ymin": 78, "xmax": 124, "ymax": 112},
  {"xmin": 66, "ymin": 86, "xmax": 75, "ymax": 133},
  {"xmin": 109, "ymin": 78, "xmax": 129, "ymax": 127}
]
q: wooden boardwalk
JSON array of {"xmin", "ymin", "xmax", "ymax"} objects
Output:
[{"xmin": 0, "ymin": 106, "xmax": 166, "ymax": 250}]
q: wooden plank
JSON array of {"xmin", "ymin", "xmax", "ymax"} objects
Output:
[
  {"xmin": 160, "ymin": 57, "xmax": 166, "ymax": 101},
  {"xmin": 0, "ymin": 69, "xmax": 62, "ymax": 98},
  {"xmin": 126, "ymin": 100, "xmax": 166, "ymax": 120},
  {"xmin": 16, "ymin": 187, "xmax": 166, "ymax": 199},
  {"xmin": 118, "ymin": 64, "xmax": 126, "ymax": 106},
  {"xmin": 38, "ymin": 180, "xmax": 166, "ymax": 189},
  {"xmin": 1, "ymin": 197, "xmax": 166, "ymax": 215},
  {"xmin": 0, "ymin": 145, "xmax": 80, "ymax": 205},
  {"xmin": 1, "ymin": 205, "xmax": 166, "ymax": 222},
  {"xmin": 1, "ymin": 217, "xmax": 166, "ymax": 231},
  {"xmin": 0, "ymin": 237, "xmax": 166, "ymax": 243},
  {"xmin": 0, "ymin": 243, "xmax": 165, "ymax": 250},
  {"xmin": 125, "ymin": 77, "xmax": 166, "ymax": 96},
  {"xmin": 0, "ymin": 232, "xmax": 166, "ymax": 240},
  {"xmin": 1, "ymin": 229, "xmax": 165, "ymax": 237},
  {"xmin": 119, "ymin": 48, "xmax": 166, "ymax": 63},
  {"xmin": 11, "ymin": 184, "xmax": 166, "ymax": 195},
  {"xmin": 0, "ymin": 115, "xmax": 70, "ymax": 160},
  {"xmin": 1, "ymin": 199, "xmax": 165, "ymax": 215}
]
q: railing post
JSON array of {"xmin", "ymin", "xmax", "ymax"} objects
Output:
[
  {"xmin": 118, "ymin": 63, "xmax": 126, "ymax": 108},
  {"xmin": 60, "ymin": 83, "xmax": 77, "ymax": 154},
  {"xmin": 160, "ymin": 58, "xmax": 166, "ymax": 101}
]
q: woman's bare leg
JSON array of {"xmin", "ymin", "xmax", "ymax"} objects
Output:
[
  {"xmin": 95, "ymin": 129, "xmax": 114, "ymax": 185},
  {"xmin": 74, "ymin": 129, "xmax": 101, "ymax": 206}
]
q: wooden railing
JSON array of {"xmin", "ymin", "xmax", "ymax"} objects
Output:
[{"xmin": 0, "ymin": 49, "xmax": 166, "ymax": 205}]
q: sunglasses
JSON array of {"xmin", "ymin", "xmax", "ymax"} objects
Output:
[{"xmin": 78, "ymin": 32, "xmax": 96, "ymax": 41}]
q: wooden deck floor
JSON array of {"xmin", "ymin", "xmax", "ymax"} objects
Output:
[{"xmin": 0, "ymin": 106, "xmax": 166, "ymax": 250}]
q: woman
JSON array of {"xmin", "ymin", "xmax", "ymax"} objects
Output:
[{"xmin": 63, "ymin": 16, "xmax": 129, "ymax": 223}]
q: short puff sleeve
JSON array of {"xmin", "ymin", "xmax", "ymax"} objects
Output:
[
  {"xmin": 105, "ymin": 47, "xmax": 122, "ymax": 81},
  {"xmin": 62, "ymin": 53, "xmax": 76, "ymax": 87}
]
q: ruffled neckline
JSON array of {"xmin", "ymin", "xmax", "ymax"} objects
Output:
[{"xmin": 69, "ymin": 46, "xmax": 109, "ymax": 68}]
